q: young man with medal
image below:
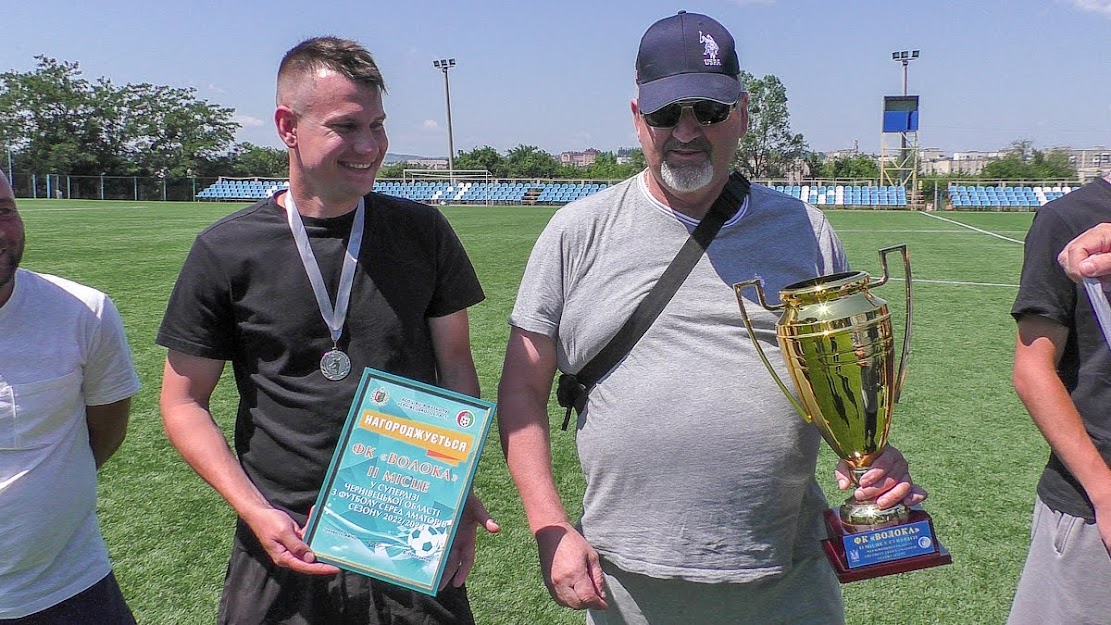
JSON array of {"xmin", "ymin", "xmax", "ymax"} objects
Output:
[{"xmin": 157, "ymin": 37, "xmax": 497, "ymax": 625}]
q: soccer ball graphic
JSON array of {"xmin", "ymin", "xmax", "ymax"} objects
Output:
[{"xmin": 407, "ymin": 524, "xmax": 448, "ymax": 559}]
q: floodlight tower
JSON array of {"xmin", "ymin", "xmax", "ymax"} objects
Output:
[
  {"xmin": 433, "ymin": 58, "xmax": 456, "ymax": 182},
  {"xmin": 893, "ymin": 49, "xmax": 919, "ymax": 97},
  {"xmin": 880, "ymin": 50, "xmax": 921, "ymax": 201}
]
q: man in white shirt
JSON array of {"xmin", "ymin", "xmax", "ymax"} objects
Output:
[{"xmin": 0, "ymin": 169, "xmax": 141, "ymax": 623}]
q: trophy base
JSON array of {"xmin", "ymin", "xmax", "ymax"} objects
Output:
[{"xmin": 821, "ymin": 508, "xmax": 952, "ymax": 583}]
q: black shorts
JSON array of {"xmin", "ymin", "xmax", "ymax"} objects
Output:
[
  {"xmin": 218, "ymin": 520, "xmax": 474, "ymax": 625},
  {"xmin": 5, "ymin": 572, "xmax": 135, "ymax": 625}
]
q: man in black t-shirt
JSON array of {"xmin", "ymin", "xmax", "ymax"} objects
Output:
[
  {"xmin": 157, "ymin": 37, "xmax": 497, "ymax": 625},
  {"xmin": 1008, "ymin": 175, "xmax": 1111, "ymax": 625}
]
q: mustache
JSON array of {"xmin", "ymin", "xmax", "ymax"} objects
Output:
[{"xmin": 663, "ymin": 137, "xmax": 712, "ymax": 155}]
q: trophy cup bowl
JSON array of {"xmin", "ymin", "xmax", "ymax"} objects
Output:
[
  {"xmin": 773, "ymin": 269, "xmax": 907, "ymax": 531},
  {"xmin": 734, "ymin": 245, "xmax": 950, "ymax": 582}
]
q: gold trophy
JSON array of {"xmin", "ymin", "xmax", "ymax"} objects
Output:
[{"xmin": 733, "ymin": 245, "xmax": 949, "ymax": 582}]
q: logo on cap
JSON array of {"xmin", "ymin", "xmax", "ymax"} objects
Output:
[{"xmin": 700, "ymin": 32, "xmax": 721, "ymax": 67}]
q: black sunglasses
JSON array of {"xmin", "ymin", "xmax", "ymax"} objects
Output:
[{"xmin": 641, "ymin": 100, "xmax": 736, "ymax": 128}]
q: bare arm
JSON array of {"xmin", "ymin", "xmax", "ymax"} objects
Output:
[
  {"xmin": 428, "ymin": 309, "xmax": 499, "ymax": 588},
  {"xmin": 159, "ymin": 349, "xmax": 338, "ymax": 574},
  {"xmin": 497, "ymin": 326, "xmax": 606, "ymax": 610},
  {"xmin": 498, "ymin": 327, "xmax": 570, "ymax": 532},
  {"xmin": 86, "ymin": 398, "xmax": 130, "ymax": 470},
  {"xmin": 1015, "ymin": 314, "xmax": 1111, "ymax": 553},
  {"xmin": 429, "ymin": 309, "xmax": 481, "ymax": 397}
]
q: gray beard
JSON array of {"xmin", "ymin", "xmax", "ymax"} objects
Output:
[{"xmin": 660, "ymin": 159, "xmax": 714, "ymax": 193}]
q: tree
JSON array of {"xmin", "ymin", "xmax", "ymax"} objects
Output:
[
  {"xmin": 0, "ymin": 56, "xmax": 239, "ymax": 178},
  {"xmin": 801, "ymin": 151, "xmax": 824, "ymax": 179},
  {"xmin": 980, "ymin": 140, "xmax": 1076, "ymax": 181},
  {"xmin": 454, "ymin": 145, "xmax": 506, "ymax": 177},
  {"xmin": 504, "ymin": 144, "xmax": 558, "ymax": 178},
  {"xmin": 820, "ymin": 154, "xmax": 880, "ymax": 180},
  {"xmin": 733, "ymin": 71, "xmax": 808, "ymax": 178},
  {"xmin": 117, "ymin": 82, "xmax": 237, "ymax": 177},
  {"xmin": 582, "ymin": 150, "xmax": 644, "ymax": 180},
  {"xmin": 581, "ymin": 152, "xmax": 617, "ymax": 178},
  {"xmin": 228, "ymin": 143, "xmax": 288, "ymax": 178},
  {"xmin": 621, "ymin": 148, "xmax": 647, "ymax": 172},
  {"xmin": 0, "ymin": 57, "xmax": 112, "ymax": 175}
]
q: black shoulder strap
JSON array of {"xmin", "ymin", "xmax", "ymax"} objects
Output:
[{"xmin": 557, "ymin": 172, "xmax": 751, "ymax": 429}]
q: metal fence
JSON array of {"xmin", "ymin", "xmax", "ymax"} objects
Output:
[
  {"xmin": 5, "ymin": 171, "xmax": 1087, "ymax": 211},
  {"xmin": 6, "ymin": 172, "xmax": 223, "ymax": 202}
]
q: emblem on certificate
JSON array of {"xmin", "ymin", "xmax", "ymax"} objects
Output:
[
  {"xmin": 321, "ymin": 349, "xmax": 352, "ymax": 381},
  {"xmin": 303, "ymin": 368, "xmax": 495, "ymax": 594},
  {"xmin": 733, "ymin": 245, "xmax": 951, "ymax": 582}
]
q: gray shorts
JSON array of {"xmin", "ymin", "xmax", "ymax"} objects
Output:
[
  {"xmin": 587, "ymin": 555, "xmax": 843, "ymax": 625},
  {"xmin": 1007, "ymin": 496, "xmax": 1111, "ymax": 625}
]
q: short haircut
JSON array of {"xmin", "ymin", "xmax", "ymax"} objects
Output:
[{"xmin": 277, "ymin": 36, "xmax": 387, "ymax": 106}]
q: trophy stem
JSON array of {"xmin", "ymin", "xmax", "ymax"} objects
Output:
[
  {"xmin": 840, "ymin": 466, "xmax": 910, "ymax": 532},
  {"xmin": 848, "ymin": 466, "xmax": 869, "ymax": 487}
]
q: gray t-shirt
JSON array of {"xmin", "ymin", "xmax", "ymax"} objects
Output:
[{"xmin": 510, "ymin": 173, "xmax": 849, "ymax": 583}]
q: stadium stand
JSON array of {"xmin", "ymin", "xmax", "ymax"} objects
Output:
[
  {"xmin": 947, "ymin": 184, "xmax": 1074, "ymax": 209},
  {"xmin": 196, "ymin": 178, "xmax": 612, "ymax": 205},
  {"xmin": 189, "ymin": 179, "xmax": 1085, "ymax": 211},
  {"xmin": 771, "ymin": 184, "xmax": 908, "ymax": 207},
  {"xmin": 196, "ymin": 179, "xmax": 287, "ymax": 200},
  {"xmin": 193, "ymin": 179, "xmax": 1073, "ymax": 210},
  {"xmin": 536, "ymin": 182, "xmax": 607, "ymax": 204}
]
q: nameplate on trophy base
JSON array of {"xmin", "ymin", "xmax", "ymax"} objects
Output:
[
  {"xmin": 304, "ymin": 368, "xmax": 495, "ymax": 595},
  {"xmin": 820, "ymin": 508, "xmax": 952, "ymax": 583}
]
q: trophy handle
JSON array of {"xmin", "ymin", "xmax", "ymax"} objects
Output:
[
  {"xmin": 875, "ymin": 245, "xmax": 913, "ymax": 403},
  {"xmin": 732, "ymin": 279, "xmax": 811, "ymax": 423}
]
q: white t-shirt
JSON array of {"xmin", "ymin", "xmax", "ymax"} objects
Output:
[{"xmin": 0, "ymin": 269, "xmax": 141, "ymax": 618}]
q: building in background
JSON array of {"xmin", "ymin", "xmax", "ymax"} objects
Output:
[
  {"xmin": 918, "ymin": 150, "xmax": 1001, "ymax": 176},
  {"xmin": 616, "ymin": 148, "xmax": 639, "ymax": 165},
  {"xmin": 559, "ymin": 148, "xmax": 599, "ymax": 168},
  {"xmin": 1065, "ymin": 146, "xmax": 1111, "ymax": 181}
]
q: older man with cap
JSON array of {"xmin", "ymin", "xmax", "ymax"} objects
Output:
[{"xmin": 496, "ymin": 11, "xmax": 925, "ymax": 625}]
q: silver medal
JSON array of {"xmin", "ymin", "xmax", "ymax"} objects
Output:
[{"xmin": 320, "ymin": 349, "xmax": 352, "ymax": 381}]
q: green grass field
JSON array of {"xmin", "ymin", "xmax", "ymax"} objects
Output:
[{"xmin": 15, "ymin": 199, "xmax": 1043, "ymax": 624}]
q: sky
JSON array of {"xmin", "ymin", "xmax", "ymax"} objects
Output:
[{"xmin": 4, "ymin": 0, "xmax": 1111, "ymax": 159}]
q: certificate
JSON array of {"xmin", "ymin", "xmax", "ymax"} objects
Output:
[{"xmin": 303, "ymin": 367, "xmax": 495, "ymax": 595}]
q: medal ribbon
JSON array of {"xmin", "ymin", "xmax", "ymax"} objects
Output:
[
  {"xmin": 283, "ymin": 194, "xmax": 365, "ymax": 350},
  {"xmin": 1083, "ymin": 277, "xmax": 1111, "ymax": 353}
]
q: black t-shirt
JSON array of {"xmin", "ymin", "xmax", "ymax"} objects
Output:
[
  {"xmin": 157, "ymin": 193, "xmax": 484, "ymax": 516},
  {"xmin": 1012, "ymin": 178, "xmax": 1111, "ymax": 520}
]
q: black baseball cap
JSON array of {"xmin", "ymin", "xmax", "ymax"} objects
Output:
[{"xmin": 635, "ymin": 11, "xmax": 743, "ymax": 114}]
